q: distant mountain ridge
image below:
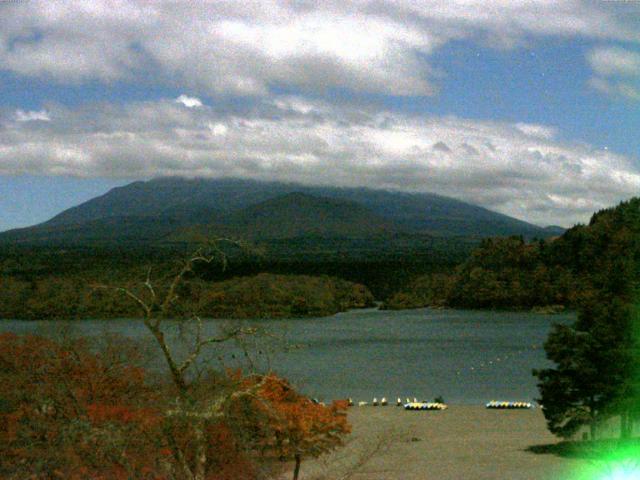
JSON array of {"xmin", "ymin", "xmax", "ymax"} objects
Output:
[{"xmin": 0, "ymin": 177, "xmax": 562, "ymax": 245}]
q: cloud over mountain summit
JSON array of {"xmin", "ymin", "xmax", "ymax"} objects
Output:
[
  {"xmin": 1, "ymin": 96, "xmax": 637, "ymax": 226},
  {"xmin": 0, "ymin": 0, "xmax": 639, "ymax": 229}
]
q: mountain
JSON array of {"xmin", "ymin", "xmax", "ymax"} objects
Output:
[
  {"xmin": 218, "ymin": 192, "xmax": 395, "ymax": 239},
  {"xmin": 0, "ymin": 177, "xmax": 559, "ymax": 246}
]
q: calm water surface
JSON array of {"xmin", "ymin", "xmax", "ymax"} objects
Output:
[{"xmin": 0, "ymin": 308, "xmax": 573, "ymax": 404}]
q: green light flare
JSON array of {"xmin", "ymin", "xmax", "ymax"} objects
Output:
[
  {"xmin": 582, "ymin": 308, "xmax": 640, "ymax": 479},
  {"xmin": 586, "ymin": 460, "xmax": 640, "ymax": 480},
  {"xmin": 602, "ymin": 464, "xmax": 640, "ymax": 480},
  {"xmin": 567, "ymin": 444, "xmax": 640, "ymax": 480}
]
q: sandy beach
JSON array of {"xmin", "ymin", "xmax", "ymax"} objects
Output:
[{"xmin": 295, "ymin": 406, "xmax": 596, "ymax": 480}]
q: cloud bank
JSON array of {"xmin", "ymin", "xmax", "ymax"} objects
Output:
[
  {"xmin": 1, "ymin": 1, "xmax": 638, "ymax": 96},
  {"xmin": 587, "ymin": 46, "xmax": 640, "ymax": 101},
  {"xmin": 2, "ymin": 97, "xmax": 638, "ymax": 226}
]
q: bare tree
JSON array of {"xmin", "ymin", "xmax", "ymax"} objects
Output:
[
  {"xmin": 94, "ymin": 239, "xmax": 354, "ymax": 480},
  {"xmin": 95, "ymin": 240, "xmax": 269, "ymax": 480}
]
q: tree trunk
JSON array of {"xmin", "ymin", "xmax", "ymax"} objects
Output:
[
  {"xmin": 146, "ymin": 320, "xmax": 189, "ymax": 395},
  {"xmin": 292, "ymin": 454, "xmax": 302, "ymax": 480},
  {"xmin": 590, "ymin": 418, "xmax": 597, "ymax": 441},
  {"xmin": 589, "ymin": 399, "xmax": 597, "ymax": 441},
  {"xmin": 164, "ymin": 424, "xmax": 195, "ymax": 480},
  {"xmin": 193, "ymin": 420, "xmax": 208, "ymax": 480},
  {"xmin": 620, "ymin": 410, "xmax": 631, "ymax": 439}
]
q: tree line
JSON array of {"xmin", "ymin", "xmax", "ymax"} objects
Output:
[
  {"xmin": 383, "ymin": 224, "xmax": 596, "ymax": 310},
  {"xmin": 0, "ymin": 271, "xmax": 374, "ymax": 321},
  {"xmin": 0, "ymin": 240, "xmax": 462, "ymax": 320}
]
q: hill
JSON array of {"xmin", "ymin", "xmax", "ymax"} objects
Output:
[{"xmin": 383, "ymin": 197, "xmax": 640, "ymax": 310}]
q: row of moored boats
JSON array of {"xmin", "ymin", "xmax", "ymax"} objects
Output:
[
  {"xmin": 485, "ymin": 400, "xmax": 533, "ymax": 409},
  {"xmin": 346, "ymin": 397, "xmax": 534, "ymax": 410}
]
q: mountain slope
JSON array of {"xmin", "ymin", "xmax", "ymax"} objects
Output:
[
  {"xmin": 220, "ymin": 192, "xmax": 395, "ymax": 239},
  {"xmin": 0, "ymin": 177, "xmax": 559, "ymax": 244}
]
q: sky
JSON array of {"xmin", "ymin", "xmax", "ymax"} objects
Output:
[{"xmin": 1, "ymin": 1, "xmax": 640, "ymax": 232}]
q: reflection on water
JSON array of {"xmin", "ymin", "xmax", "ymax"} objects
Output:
[{"xmin": 0, "ymin": 308, "xmax": 573, "ymax": 404}]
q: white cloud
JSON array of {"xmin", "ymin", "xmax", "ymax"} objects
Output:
[
  {"xmin": 208, "ymin": 122, "xmax": 228, "ymax": 136},
  {"xmin": 175, "ymin": 94, "xmax": 203, "ymax": 108},
  {"xmin": 15, "ymin": 109, "xmax": 50, "ymax": 122},
  {"xmin": 587, "ymin": 46, "xmax": 640, "ymax": 101},
  {"xmin": 515, "ymin": 123, "xmax": 557, "ymax": 140},
  {"xmin": 589, "ymin": 77, "xmax": 640, "ymax": 101},
  {"xmin": 1, "ymin": 97, "xmax": 638, "ymax": 226},
  {"xmin": 0, "ymin": 1, "xmax": 638, "ymax": 96},
  {"xmin": 588, "ymin": 46, "xmax": 640, "ymax": 77}
]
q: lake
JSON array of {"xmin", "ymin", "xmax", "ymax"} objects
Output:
[{"xmin": 0, "ymin": 308, "xmax": 573, "ymax": 405}]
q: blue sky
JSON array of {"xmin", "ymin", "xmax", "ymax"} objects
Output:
[
  {"xmin": 1, "ymin": 1, "xmax": 639, "ymax": 231},
  {"xmin": 0, "ymin": 175, "xmax": 131, "ymax": 231}
]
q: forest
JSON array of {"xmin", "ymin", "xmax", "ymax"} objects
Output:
[
  {"xmin": 0, "ymin": 270, "xmax": 374, "ymax": 321},
  {"xmin": 0, "ymin": 198, "xmax": 636, "ymax": 319},
  {"xmin": 0, "ymin": 239, "xmax": 460, "ymax": 320},
  {"xmin": 385, "ymin": 199, "xmax": 640, "ymax": 311},
  {"xmin": 382, "ymin": 236, "xmax": 578, "ymax": 310}
]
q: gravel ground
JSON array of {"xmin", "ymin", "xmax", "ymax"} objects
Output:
[{"xmin": 291, "ymin": 406, "xmax": 595, "ymax": 480}]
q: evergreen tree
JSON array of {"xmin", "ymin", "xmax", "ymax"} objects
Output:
[{"xmin": 534, "ymin": 199, "xmax": 640, "ymax": 440}]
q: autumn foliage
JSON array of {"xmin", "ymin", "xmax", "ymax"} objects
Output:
[
  {"xmin": 0, "ymin": 332, "xmax": 164, "ymax": 479},
  {"xmin": 251, "ymin": 374, "xmax": 350, "ymax": 459},
  {"xmin": 0, "ymin": 333, "xmax": 351, "ymax": 480}
]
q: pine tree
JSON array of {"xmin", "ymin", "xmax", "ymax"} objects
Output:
[{"xmin": 535, "ymin": 199, "xmax": 640, "ymax": 440}]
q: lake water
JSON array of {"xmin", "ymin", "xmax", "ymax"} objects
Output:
[{"xmin": 0, "ymin": 308, "xmax": 573, "ymax": 405}]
